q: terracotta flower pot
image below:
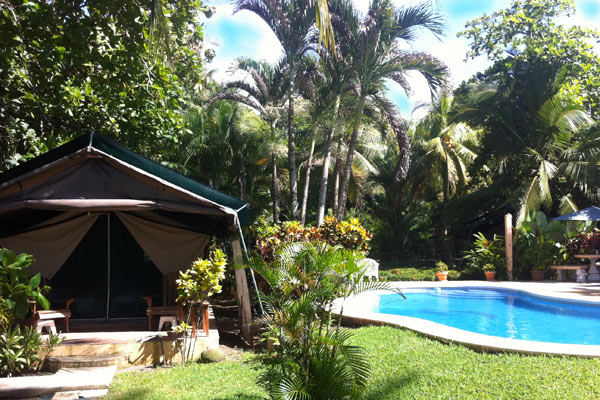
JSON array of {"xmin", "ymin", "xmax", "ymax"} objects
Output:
[
  {"xmin": 484, "ymin": 271, "xmax": 496, "ymax": 281},
  {"xmin": 530, "ymin": 270, "xmax": 545, "ymax": 281},
  {"xmin": 436, "ymin": 271, "xmax": 448, "ymax": 281}
]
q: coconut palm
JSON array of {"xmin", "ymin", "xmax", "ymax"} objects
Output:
[
  {"xmin": 330, "ymin": 0, "xmax": 448, "ymax": 219},
  {"xmin": 235, "ymin": 0, "xmax": 316, "ymax": 219},
  {"xmin": 209, "ymin": 58, "xmax": 288, "ymax": 222},
  {"xmin": 456, "ymin": 59, "xmax": 597, "ymax": 225},
  {"xmin": 413, "ymin": 92, "xmax": 478, "ymax": 202}
]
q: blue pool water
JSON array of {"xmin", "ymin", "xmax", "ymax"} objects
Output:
[{"xmin": 371, "ymin": 288, "xmax": 600, "ymax": 345}]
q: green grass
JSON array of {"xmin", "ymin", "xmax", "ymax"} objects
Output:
[{"xmin": 107, "ymin": 326, "xmax": 600, "ymax": 399}]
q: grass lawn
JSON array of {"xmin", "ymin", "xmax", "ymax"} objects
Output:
[{"xmin": 107, "ymin": 326, "xmax": 600, "ymax": 399}]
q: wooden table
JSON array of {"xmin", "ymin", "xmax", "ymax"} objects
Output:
[{"xmin": 575, "ymin": 254, "xmax": 600, "ymax": 282}]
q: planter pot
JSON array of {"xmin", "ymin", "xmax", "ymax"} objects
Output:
[
  {"xmin": 484, "ymin": 271, "xmax": 496, "ymax": 281},
  {"xmin": 436, "ymin": 272, "xmax": 448, "ymax": 281},
  {"xmin": 530, "ymin": 270, "xmax": 545, "ymax": 281}
]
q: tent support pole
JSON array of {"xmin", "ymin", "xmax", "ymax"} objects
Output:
[
  {"xmin": 106, "ymin": 213, "xmax": 111, "ymax": 320},
  {"xmin": 236, "ymin": 219, "xmax": 264, "ymax": 316}
]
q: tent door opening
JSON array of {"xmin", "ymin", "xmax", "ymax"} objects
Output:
[{"xmin": 50, "ymin": 213, "xmax": 163, "ymax": 320}]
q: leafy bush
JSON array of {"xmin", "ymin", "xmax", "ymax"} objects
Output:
[
  {"xmin": 512, "ymin": 211, "xmax": 569, "ymax": 278},
  {"xmin": 244, "ymin": 242, "xmax": 397, "ymax": 400},
  {"xmin": 176, "ymin": 248, "xmax": 227, "ymax": 305},
  {"xmin": 175, "ymin": 248, "xmax": 227, "ymax": 363},
  {"xmin": 0, "ymin": 248, "xmax": 50, "ymax": 324},
  {"xmin": 463, "ymin": 232, "xmax": 506, "ymax": 274},
  {"xmin": 0, "ymin": 325, "xmax": 63, "ymax": 377},
  {"xmin": 253, "ymin": 216, "xmax": 372, "ymax": 261},
  {"xmin": 379, "ymin": 268, "xmax": 461, "ymax": 281}
]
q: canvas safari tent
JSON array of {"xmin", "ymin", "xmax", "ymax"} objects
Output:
[{"xmin": 0, "ymin": 133, "xmax": 250, "ymax": 321}]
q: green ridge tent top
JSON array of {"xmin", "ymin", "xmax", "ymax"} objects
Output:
[{"xmin": 0, "ymin": 133, "xmax": 249, "ymax": 227}]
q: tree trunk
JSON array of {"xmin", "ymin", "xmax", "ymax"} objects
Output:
[
  {"xmin": 300, "ymin": 134, "xmax": 316, "ymax": 226},
  {"xmin": 317, "ymin": 95, "xmax": 340, "ymax": 226},
  {"xmin": 287, "ymin": 62, "xmax": 298, "ymax": 219},
  {"xmin": 335, "ymin": 94, "xmax": 366, "ymax": 219},
  {"xmin": 270, "ymin": 123, "xmax": 280, "ymax": 223},
  {"xmin": 332, "ymin": 140, "xmax": 342, "ymax": 216},
  {"xmin": 271, "ymin": 153, "xmax": 280, "ymax": 223},
  {"xmin": 238, "ymin": 169, "xmax": 247, "ymax": 202}
]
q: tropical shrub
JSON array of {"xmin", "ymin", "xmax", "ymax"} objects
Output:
[
  {"xmin": 564, "ymin": 229, "xmax": 600, "ymax": 257},
  {"xmin": 379, "ymin": 268, "xmax": 461, "ymax": 281},
  {"xmin": 463, "ymin": 232, "xmax": 506, "ymax": 273},
  {"xmin": 513, "ymin": 212, "xmax": 567, "ymax": 277},
  {"xmin": 0, "ymin": 248, "xmax": 50, "ymax": 324},
  {"xmin": 176, "ymin": 248, "xmax": 227, "ymax": 305},
  {"xmin": 253, "ymin": 216, "xmax": 372, "ymax": 261},
  {"xmin": 175, "ymin": 247, "xmax": 227, "ymax": 363},
  {"xmin": 244, "ymin": 242, "xmax": 398, "ymax": 400},
  {"xmin": 0, "ymin": 325, "xmax": 63, "ymax": 377},
  {"xmin": 435, "ymin": 260, "xmax": 448, "ymax": 272}
]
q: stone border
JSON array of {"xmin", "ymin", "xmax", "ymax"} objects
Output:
[{"xmin": 338, "ymin": 281, "xmax": 600, "ymax": 358}]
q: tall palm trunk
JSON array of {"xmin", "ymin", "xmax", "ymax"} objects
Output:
[
  {"xmin": 335, "ymin": 93, "xmax": 366, "ymax": 219},
  {"xmin": 317, "ymin": 95, "xmax": 340, "ymax": 226},
  {"xmin": 332, "ymin": 139, "xmax": 343, "ymax": 215},
  {"xmin": 300, "ymin": 130, "xmax": 317, "ymax": 226},
  {"xmin": 287, "ymin": 61, "xmax": 298, "ymax": 219},
  {"xmin": 270, "ymin": 122, "xmax": 280, "ymax": 223}
]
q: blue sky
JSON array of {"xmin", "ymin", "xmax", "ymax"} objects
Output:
[{"xmin": 202, "ymin": 0, "xmax": 600, "ymax": 119}]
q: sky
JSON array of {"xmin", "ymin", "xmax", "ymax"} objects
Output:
[{"xmin": 201, "ymin": 0, "xmax": 600, "ymax": 119}]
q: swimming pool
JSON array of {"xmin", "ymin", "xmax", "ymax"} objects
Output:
[{"xmin": 363, "ymin": 288, "xmax": 600, "ymax": 345}]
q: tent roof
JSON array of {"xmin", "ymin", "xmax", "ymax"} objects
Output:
[
  {"xmin": 552, "ymin": 206, "xmax": 600, "ymax": 221},
  {"xmin": 0, "ymin": 133, "xmax": 249, "ymax": 228}
]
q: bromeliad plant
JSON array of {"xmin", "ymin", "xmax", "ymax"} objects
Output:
[{"xmin": 243, "ymin": 242, "xmax": 402, "ymax": 400}]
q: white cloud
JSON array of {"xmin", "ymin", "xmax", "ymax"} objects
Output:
[{"xmin": 203, "ymin": 4, "xmax": 283, "ymax": 82}]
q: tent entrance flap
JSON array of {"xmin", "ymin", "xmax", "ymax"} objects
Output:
[{"xmin": 50, "ymin": 213, "xmax": 163, "ymax": 319}]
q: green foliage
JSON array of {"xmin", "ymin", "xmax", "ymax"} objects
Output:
[
  {"xmin": 0, "ymin": 248, "xmax": 49, "ymax": 323},
  {"xmin": 244, "ymin": 242, "xmax": 398, "ymax": 400},
  {"xmin": 379, "ymin": 268, "xmax": 461, "ymax": 281},
  {"xmin": 463, "ymin": 233, "xmax": 506, "ymax": 276},
  {"xmin": 459, "ymin": 0, "xmax": 600, "ymax": 114},
  {"xmin": 176, "ymin": 248, "xmax": 227, "ymax": 305},
  {"xmin": 253, "ymin": 216, "xmax": 372, "ymax": 261},
  {"xmin": 435, "ymin": 260, "xmax": 448, "ymax": 272},
  {"xmin": 0, "ymin": 325, "xmax": 63, "ymax": 377},
  {"xmin": 482, "ymin": 263, "xmax": 495, "ymax": 272},
  {"xmin": 513, "ymin": 211, "xmax": 571, "ymax": 275},
  {"xmin": 0, "ymin": 0, "xmax": 208, "ymax": 170}
]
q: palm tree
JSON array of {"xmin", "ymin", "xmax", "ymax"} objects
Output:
[
  {"xmin": 209, "ymin": 58, "xmax": 288, "ymax": 222},
  {"xmin": 413, "ymin": 92, "xmax": 478, "ymax": 202},
  {"xmin": 235, "ymin": 0, "xmax": 316, "ymax": 219},
  {"xmin": 330, "ymin": 0, "xmax": 448, "ymax": 219},
  {"xmin": 456, "ymin": 59, "xmax": 596, "ymax": 224}
]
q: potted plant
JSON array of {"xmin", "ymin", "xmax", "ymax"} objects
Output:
[
  {"xmin": 517, "ymin": 212, "xmax": 563, "ymax": 281},
  {"xmin": 482, "ymin": 263, "xmax": 496, "ymax": 281},
  {"xmin": 435, "ymin": 261, "xmax": 448, "ymax": 281}
]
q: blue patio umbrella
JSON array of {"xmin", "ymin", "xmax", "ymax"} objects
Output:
[{"xmin": 552, "ymin": 206, "xmax": 600, "ymax": 221}]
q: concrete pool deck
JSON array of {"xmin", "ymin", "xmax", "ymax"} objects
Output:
[{"xmin": 338, "ymin": 280, "xmax": 600, "ymax": 357}]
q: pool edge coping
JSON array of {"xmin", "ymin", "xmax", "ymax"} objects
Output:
[{"xmin": 336, "ymin": 281, "xmax": 600, "ymax": 358}]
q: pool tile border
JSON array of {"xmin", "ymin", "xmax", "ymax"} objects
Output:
[{"xmin": 338, "ymin": 281, "xmax": 600, "ymax": 358}]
